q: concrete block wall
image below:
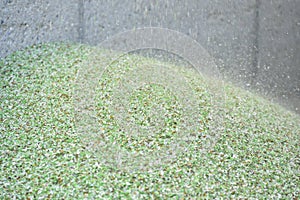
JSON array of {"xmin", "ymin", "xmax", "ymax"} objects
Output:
[
  {"xmin": 0, "ymin": 0, "xmax": 299, "ymax": 114},
  {"xmin": 0, "ymin": 0, "xmax": 79, "ymax": 57},
  {"xmin": 256, "ymin": 0, "xmax": 300, "ymax": 113}
]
